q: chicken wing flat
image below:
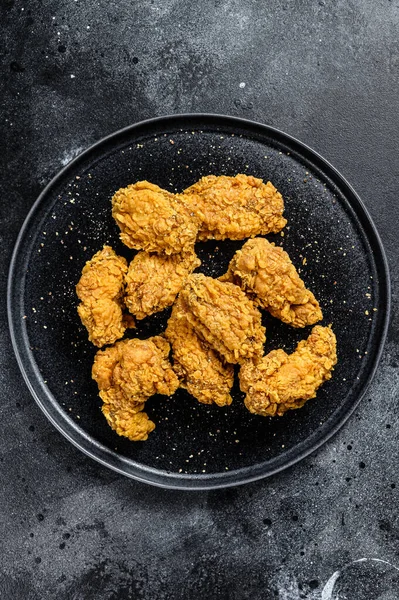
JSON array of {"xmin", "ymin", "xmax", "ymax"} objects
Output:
[
  {"xmin": 239, "ymin": 325, "xmax": 337, "ymax": 417},
  {"xmin": 179, "ymin": 274, "xmax": 266, "ymax": 364},
  {"xmin": 125, "ymin": 250, "xmax": 201, "ymax": 320},
  {"xmin": 76, "ymin": 246, "xmax": 134, "ymax": 347},
  {"xmin": 112, "ymin": 180, "xmax": 199, "ymax": 254},
  {"xmin": 221, "ymin": 237, "xmax": 322, "ymax": 328},
  {"xmin": 165, "ymin": 297, "xmax": 234, "ymax": 406},
  {"xmin": 181, "ymin": 174, "xmax": 286, "ymax": 241},
  {"xmin": 92, "ymin": 336, "xmax": 179, "ymax": 441}
]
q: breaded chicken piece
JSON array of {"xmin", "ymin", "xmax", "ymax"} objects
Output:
[
  {"xmin": 221, "ymin": 237, "xmax": 322, "ymax": 328},
  {"xmin": 92, "ymin": 336, "xmax": 179, "ymax": 441},
  {"xmin": 112, "ymin": 180, "xmax": 199, "ymax": 255},
  {"xmin": 239, "ymin": 325, "xmax": 337, "ymax": 417},
  {"xmin": 179, "ymin": 274, "xmax": 266, "ymax": 364},
  {"xmin": 102, "ymin": 407, "xmax": 155, "ymax": 443},
  {"xmin": 165, "ymin": 297, "xmax": 234, "ymax": 406},
  {"xmin": 181, "ymin": 174, "xmax": 286, "ymax": 241},
  {"xmin": 125, "ymin": 250, "xmax": 201, "ymax": 320},
  {"xmin": 76, "ymin": 246, "xmax": 134, "ymax": 347}
]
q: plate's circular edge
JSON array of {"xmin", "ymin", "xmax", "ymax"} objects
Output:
[{"xmin": 7, "ymin": 112, "xmax": 392, "ymax": 490}]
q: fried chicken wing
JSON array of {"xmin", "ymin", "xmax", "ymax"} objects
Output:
[
  {"xmin": 165, "ymin": 297, "xmax": 234, "ymax": 406},
  {"xmin": 239, "ymin": 325, "xmax": 337, "ymax": 416},
  {"xmin": 181, "ymin": 174, "xmax": 286, "ymax": 241},
  {"xmin": 179, "ymin": 274, "xmax": 266, "ymax": 364},
  {"xmin": 112, "ymin": 180, "xmax": 199, "ymax": 254},
  {"xmin": 125, "ymin": 250, "xmax": 201, "ymax": 320},
  {"xmin": 76, "ymin": 246, "xmax": 134, "ymax": 347},
  {"xmin": 221, "ymin": 237, "xmax": 322, "ymax": 328},
  {"xmin": 92, "ymin": 336, "xmax": 179, "ymax": 441}
]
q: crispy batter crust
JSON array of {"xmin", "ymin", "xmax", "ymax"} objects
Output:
[
  {"xmin": 165, "ymin": 297, "xmax": 234, "ymax": 406},
  {"xmin": 239, "ymin": 325, "xmax": 337, "ymax": 416},
  {"xmin": 181, "ymin": 174, "xmax": 286, "ymax": 240},
  {"xmin": 179, "ymin": 274, "xmax": 266, "ymax": 364},
  {"xmin": 222, "ymin": 237, "xmax": 322, "ymax": 328},
  {"xmin": 92, "ymin": 336, "xmax": 179, "ymax": 441},
  {"xmin": 112, "ymin": 180, "xmax": 199, "ymax": 254},
  {"xmin": 125, "ymin": 250, "xmax": 201, "ymax": 319},
  {"xmin": 102, "ymin": 407, "xmax": 155, "ymax": 442},
  {"xmin": 76, "ymin": 246, "xmax": 134, "ymax": 347}
]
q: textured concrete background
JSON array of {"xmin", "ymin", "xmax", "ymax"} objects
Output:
[{"xmin": 1, "ymin": 1, "xmax": 399, "ymax": 598}]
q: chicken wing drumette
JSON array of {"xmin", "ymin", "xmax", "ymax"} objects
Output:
[
  {"xmin": 112, "ymin": 181, "xmax": 199, "ymax": 254},
  {"xmin": 76, "ymin": 246, "xmax": 134, "ymax": 347},
  {"xmin": 92, "ymin": 336, "xmax": 179, "ymax": 441},
  {"xmin": 221, "ymin": 237, "xmax": 322, "ymax": 328},
  {"xmin": 239, "ymin": 325, "xmax": 337, "ymax": 417},
  {"xmin": 179, "ymin": 274, "xmax": 266, "ymax": 364},
  {"xmin": 181, "ymin": 174, "xmax": 286, "ymax": 241},
  {"xmin": 125, "ymin": 250, "xmax": 201, "ymax": 320},
  {"xmin": 165, "ymin": 296, "xmax": 234, "ymax": 406}
]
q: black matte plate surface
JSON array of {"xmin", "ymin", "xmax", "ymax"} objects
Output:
[{"xmin": 8, "ymin": 114, "xmax": 390, "ymax": 489}]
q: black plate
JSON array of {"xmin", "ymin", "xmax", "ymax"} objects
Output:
[{"xmin": 8, "ymin": 114, "xmax": 390, "ymax": 489}]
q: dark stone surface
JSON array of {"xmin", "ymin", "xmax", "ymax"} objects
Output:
[{"xmin": 1, "ymin": 1, "xmax": 398, "ymax": 598}]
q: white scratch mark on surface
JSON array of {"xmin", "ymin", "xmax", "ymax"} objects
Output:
[
  {"xmin": 61, "ymin": 146, "xmax": 84, "ymax": 166},
  {"xmin": 321, "ymin": 557, "xmax": 399, "ymax": 599},
  {"xmin": 321, "ymin": 569, "xmax": 341, "ymax": 600}
]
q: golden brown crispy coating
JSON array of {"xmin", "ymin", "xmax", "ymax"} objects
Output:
[
  {"xmin": 179, "ymin": 274, "xmax": 266, "ymax": 364},
  {"xmin": 76, "ymin": 246, "xmax": 134, "ymax": 347},
  {"xmin": 125, "ymin": 250, "xmax": 201, "ymax": 320},
  {"xmin": 181, "ymin": 174, "xmax": 286, "ymax": 241},
  {"xmin": 102, "ymin": 406, "xmax": 155, "ymax": 442},
  {"xmin": 222, "ymin": 237, "xmax": 322, "ymax": 328},
  {"xmin": 239, "ymin": 325, "xmax": 337, "ymax": 417},
  {"xmin": 92, "ymin": 336, "xmax": 179, "ymax": 441},
  {"xmin": 112, "ymin": 180, "xmax": 199, "ymax": 254},
  {"xmin": 165, "ymin": 297, "xmax": 234, "ymax": 406}
]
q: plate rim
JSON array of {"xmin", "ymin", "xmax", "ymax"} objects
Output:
[{"xmin": 7, "ymin": 112, "xmax": 391, "ymax": 490}]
